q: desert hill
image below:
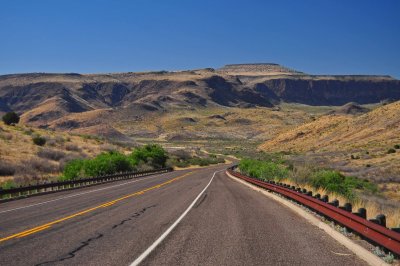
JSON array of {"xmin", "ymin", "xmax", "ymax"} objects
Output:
[
  {"xmin": 259, "ymin": 101, "xmax": 400, "ymax": 196},
  {"xmin": 260, "ymin": 101, "xmax": 400, "ymax": 152},
  {"xmin": 0, "ymin": 64, "xmax": 399, "ymax": 141}
]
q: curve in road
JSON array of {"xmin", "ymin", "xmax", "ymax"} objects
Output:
[{"xmin": 0, "ymin": 165, "xmax": 365, "ymax": 265}]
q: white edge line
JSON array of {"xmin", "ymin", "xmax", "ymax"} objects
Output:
[
  {"xmin": 0, "ymin": 172, "xmax": 170, "ymax": 214},
  {"xmin": 226, "ymin": 170, "xmax": 389, "ymax": 266},
  {"xmin": 129, "ymin": 169, "xmax": 222, "ymax": 266}
]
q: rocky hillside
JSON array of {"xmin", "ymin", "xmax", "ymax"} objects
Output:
[
  {"xmin": 0, "ymin": 64, "xmax": 399, "ymax": 139},
  {"xmin": 259, "ymin": 101, "xmax": 400, "ymax": 191},
  {"xmin": 254, "ymin": 76, "xmax": 399, "ymax": 105},
  {"xmin": 260, "ymin": 101, "xmax": 400, "ymax": 152}
]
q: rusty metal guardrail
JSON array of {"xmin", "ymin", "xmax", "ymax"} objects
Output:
[
  {"xmin": 227, "ymin": 166, "xmax": 400, "ymax": 256},
  {"xmin": 0, "ymin": 167, "xmax": 173, "ymax": 200}
]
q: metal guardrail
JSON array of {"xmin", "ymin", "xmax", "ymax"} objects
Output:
[
  {"xmin": 0, "ymin": 167, "xmax": 173, "ymax": 200},
  {"xmin": 227, "ymin": 166, "xmax": 400, "ymax": 256}
]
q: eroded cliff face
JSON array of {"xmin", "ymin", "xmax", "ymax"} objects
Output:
[
  {"xmin": 257, "ymin": 78, "xmax": 400, "ymax": 105},
  {"xmin": 0, "ymin": 65, "xmax": 399, "ymax": 123}
]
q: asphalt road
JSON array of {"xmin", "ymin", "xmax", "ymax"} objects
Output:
[{"xmin": 0, "ymin": 165, "xmax": 364, "ymax": 266}]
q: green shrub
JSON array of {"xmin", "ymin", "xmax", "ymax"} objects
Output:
[
  {"xmin": 387, "ymin": 148, "xmax": 396, "ymax": 154},
  {"xmin": 239, "ymin": 158, "xmax": 288, "ymax": 181},
  {"xmin": 130, "ymin": 144, "xmax": 168, "ymax": 168},
  {"xmin": 62, "ymin": 159, "xmax": 85, "ymax": 180},
  {"xmin": 61, "ymin": 145, "xmax": 170, "ymax": 180},
  {"xmin": 84, "ymin": 151, "xmax": 133, "ymax": 177},
  {"xmin": 239, "ymin": 158, "xmax": 377, "ymax": 201},
  {"xmin": 32, "ymin": 136, "xmax": 46, "ymax": 146},
  {"xmin": 394, "ymin": 144, "xmax": 400, "ymax": 149},
  {"xmin": 2, "ymin": 112, "xmax": 20, "ymax": 125},
  {"xmin": 1, "ymin": 180, "xmax": 17, "ymax": 189},
  {"xmin": 61, "ymin": 151, "xmax": 133, "ymax": 180},
  {"xmin": 310, "ymin": 170, "xmax": 377, "ymax": 200}
]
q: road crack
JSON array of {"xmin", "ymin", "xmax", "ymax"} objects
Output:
[
  {"xmin": 112, "ymin": 205, "xmax": 156, "ymax": 229},
  {"xmin": 35, "ymin": 205, "xmax": 157, "ymax": 265},
  {"xmin": 35, "ymin": 233, "xmax": 104, "ymax": 266}
]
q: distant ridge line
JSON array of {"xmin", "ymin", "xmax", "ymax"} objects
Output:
[{"xmin": 223, "ymin": 63, "xmax": 280, "ymax": 66}]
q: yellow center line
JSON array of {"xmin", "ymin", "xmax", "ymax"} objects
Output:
[
  {"xmin": 17, "ymin": 226, "xmax": 51, "ymax": 238},
  {"xmin": 0, "ymin": 171, "xmax": 193, "ymax": 243}
]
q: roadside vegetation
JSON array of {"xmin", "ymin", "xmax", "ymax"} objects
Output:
[
  {"xmin": 238, "ymin": 154, "xmax": 399, "ymax": 228},
  {"xmin": 239, "ymin": 158, "xmax": 377, "ymax": 201},
  {"xmin": 1, "ymin": 126, "xmax": 226, "ymax": 189},
  {"xmin": 169, "ymin": 150, "xmax": 225, "ymax": 168},
  {"xmin": 61, "ymin": 144, "xmax": 168, "ymax": 181}
]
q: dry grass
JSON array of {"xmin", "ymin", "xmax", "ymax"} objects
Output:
[
  {"xmin": 117, "ymin": 104, "xmax": 318, "ymax": 142},
  {"xmin": 260, "ymin": 101, "xmax": 400, "ymax": 153},
  {"xmin": 280, "ymin": 178, "xmax": 400, "ymax": 228},
  {"xmin": 0, "ymin": 121, "xmax": 131, "ymax": 186},
  {"xmin": 37, "ymin": 148, "xmax": 66, "ymax": 161},
  {"xmin": 260, "ymin": 101, "xmax": 400, "ymax": 213}
]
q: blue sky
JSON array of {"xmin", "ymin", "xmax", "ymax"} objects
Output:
[{"xmin": 0, "ymin": 0, "xmax": 399, "ymax": 77}]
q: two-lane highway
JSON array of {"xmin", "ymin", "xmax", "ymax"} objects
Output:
[{"xmin": 0, "ymin": 165, "xmax": 365, "ymax": 265}]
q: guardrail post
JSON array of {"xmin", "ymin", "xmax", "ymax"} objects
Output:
[
  {"xmin": 376, "ymin": 214, "xmax": 386, "ymax": 227},
  {"xmin": 343, "ymin": 203, "xmax": 352, "ymax": 212},
  {"xmin": 355, "ymin": 208, "xmax": 367, "ymax": 219},
  {"xmin": 321, "ymin": 195, "xmax": 329, "ymax": 202},
  {"xmin": 329, "ymin": 199, "xmax": 339, "ymax": 207}
]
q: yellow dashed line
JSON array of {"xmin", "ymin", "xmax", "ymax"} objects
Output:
[{"xmin": 0, "ymin": 172, "xmax": 192, "ymax": 243}]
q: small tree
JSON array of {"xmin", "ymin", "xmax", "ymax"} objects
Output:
[
  {"xmin": 2, "ymin": 112, "xmax": 20, "ymax": 125},
  {"xmin": 32, "ymin": 136, "xmax": 46, "ymax": 146}
]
